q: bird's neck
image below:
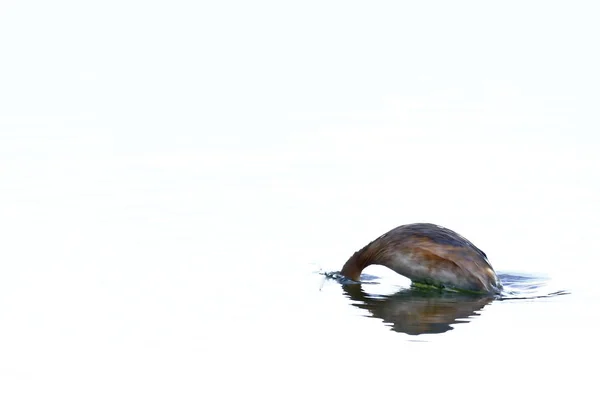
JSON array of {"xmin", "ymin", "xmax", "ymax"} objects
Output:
[{"xmin": 340, "ymin": 243, "xmax": 378, "ymax": 281}]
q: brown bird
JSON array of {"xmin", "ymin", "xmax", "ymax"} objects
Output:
[{"xmin": 340, "ymin": 223, "xmax": 502, "ymax": 294}]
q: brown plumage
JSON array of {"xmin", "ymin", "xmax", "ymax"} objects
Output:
[{"xmin": 340, "ymin": 223, "xmax": 502, "ymax": 294}]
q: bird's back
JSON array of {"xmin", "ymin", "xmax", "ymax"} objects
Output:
[{"xmin": 341, "ymin": 223, "xmax": 501, "ymax": 293}]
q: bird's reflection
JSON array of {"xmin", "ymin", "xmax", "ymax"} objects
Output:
[{"xmin": 342, "ymin": 284, "xmax": 494, "ymax": 335}]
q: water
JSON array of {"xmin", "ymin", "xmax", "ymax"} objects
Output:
[
  {"xmin": 0, "ymin": 156, "xmax": 594, "ymax": 399},
  {"xmin": 320, "ymin": 271, "xmax": 569, "ymax": 335},
  {"xmin": 1, "ymin": 2, "xmax": 600, "ymax": 399}
]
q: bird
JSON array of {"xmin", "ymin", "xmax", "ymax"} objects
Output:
[{"xmin": 339, "ymin": 223, "xmax": 502, "ymax": 294}]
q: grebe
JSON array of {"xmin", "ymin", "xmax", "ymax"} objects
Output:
[{"xmin": 340, "ymin": 223, "xmax": 502, "ymax": 294}]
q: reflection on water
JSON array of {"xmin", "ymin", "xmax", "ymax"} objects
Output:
[
  {"xmin": 325, "ymin": 272, "xmax": 569, "ymax": 336},
  {"xmin": 342, "ymin": 284, "xmax": 493, "ymax": 335}
]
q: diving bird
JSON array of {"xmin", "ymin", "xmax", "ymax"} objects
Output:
[{"xmin": 340, "ymin": 223, "xmax": 502, "ymax": 294}]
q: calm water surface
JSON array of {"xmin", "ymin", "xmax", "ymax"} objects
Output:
[{"xmin": 0, "ymin": 156, "xmax": 597, "ymax": 400}]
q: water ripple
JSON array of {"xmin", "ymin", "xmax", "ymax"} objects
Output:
[{"xmin": 320, "ymin": 270, "xmax": 569, "ymax": 335}]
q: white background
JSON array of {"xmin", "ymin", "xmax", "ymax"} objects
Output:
[{"xmin": 1, "ymin": 1, "xmax": 599, "ymax": 399}]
